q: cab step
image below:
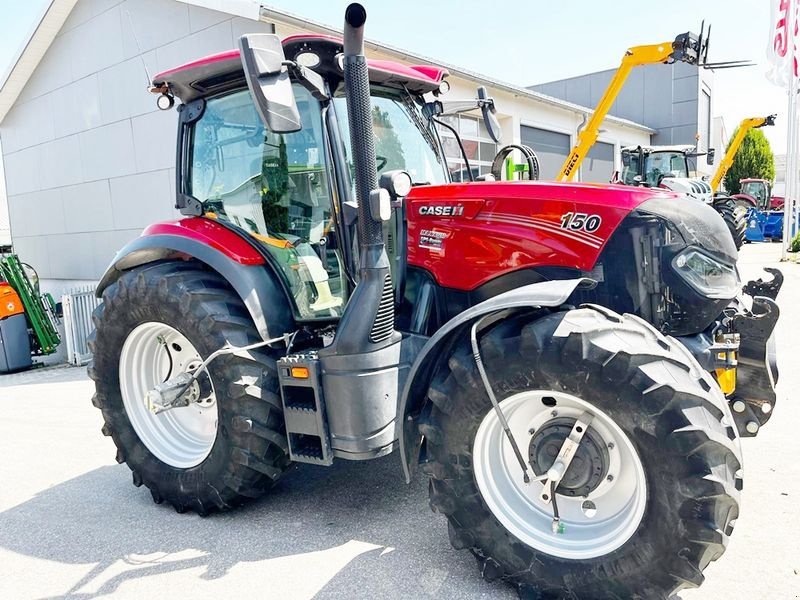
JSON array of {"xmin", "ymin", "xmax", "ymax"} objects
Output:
[{"xmin": 277, "ymin": 353, "xmax": 334, "ymax": 465}]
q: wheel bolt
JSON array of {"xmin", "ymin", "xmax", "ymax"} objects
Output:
[
  {"xmin": 551, "ymin": 410, "xmax": 558, "ymax": 417},
  {"xmin": 529, "ymin": 428, "xmax": 536, "ymax": 435},
  {"xmin": 606, "ymin": 474, "xmax": 614, "ymax": 482},
  {"xmin": 607, "ymin": 442, "xmax": 615, "ymax": 450}
]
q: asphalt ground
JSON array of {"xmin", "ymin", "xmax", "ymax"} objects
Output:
[{"xmin": 0, "ymin": 243, "xmax": 797, "ymax": 600}]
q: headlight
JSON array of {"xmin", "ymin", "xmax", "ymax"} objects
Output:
[{"xmin": 672, "ymin": 249, "xmax": 739, "ymax": 298}]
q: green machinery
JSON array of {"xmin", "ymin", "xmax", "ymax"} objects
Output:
[{"xmin": 0, "ymin": 253, "xmax": 61, "ymax": 355}]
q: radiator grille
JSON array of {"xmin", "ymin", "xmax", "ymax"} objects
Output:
[
  {"xmin": 369, "ymin": 275, "xmax": 395, "ymax": 343},
  {"xmin": 62, "ymin": 286, "xmax": 101, "ymax": 366}
]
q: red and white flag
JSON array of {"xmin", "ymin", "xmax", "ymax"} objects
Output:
[{"xmin": 767, "ymin": 0, "xmax": 799, "ymax": 88}]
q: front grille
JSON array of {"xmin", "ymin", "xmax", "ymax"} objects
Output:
[{"xmin": 369, "ymin": 274, "xmax": 395, "ymax": 343}]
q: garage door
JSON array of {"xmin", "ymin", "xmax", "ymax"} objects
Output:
[
  {"xmin": 583, "ymin": 141, "xmax": 615, "ymax": 183},
  {"xmin": 520, "ymin": 126, "xmax": 570, "ymax": 180}
]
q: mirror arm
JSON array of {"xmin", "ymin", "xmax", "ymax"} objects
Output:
[
  {"xmin": 284, "ymin": 60, "xmax": 330, "ymax": 101},
  {"xmin": 432, "ymin": 117, "xmax": 475, "ymax": 182}
]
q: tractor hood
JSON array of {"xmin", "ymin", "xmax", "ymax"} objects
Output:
[
  {"xmin": 405, "ymin": 180, "xmax": 683, "ymax": 291},
  {"xmin": 658, "ymin": 177, "xmax": 713, "ymax": 204}
]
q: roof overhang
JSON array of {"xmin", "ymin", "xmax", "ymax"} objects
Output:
[{"xmin": 0, "ymin": 0, "xmax": 78, "ymax": 124}]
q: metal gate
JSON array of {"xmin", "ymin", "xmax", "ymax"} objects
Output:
[{"xmin": 62, "ymin": 287, "xmax": 101, "ymax": 366}]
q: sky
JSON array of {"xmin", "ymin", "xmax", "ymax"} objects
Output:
[{"xmin": 0, "ymin": 0, "xmax": 792, "ymax": 154}]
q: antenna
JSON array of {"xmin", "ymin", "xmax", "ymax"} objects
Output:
[{"xmin": 126, "ymin": 10, "xmax": 152, "ymax": 86}]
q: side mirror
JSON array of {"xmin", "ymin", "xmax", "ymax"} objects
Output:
[
  {"xmin": 239, "ymin": 34, "xmax": 301, "ymax": 133},
  {"xmin": 706, "ymin": 148, "xmax": 716, "ymax": 165},
  {"xmin": 477, "ymin": 86, "xmax": 502, "ymax": 144}
]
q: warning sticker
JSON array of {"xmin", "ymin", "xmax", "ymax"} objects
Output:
[{"xmin": 419, "ymin": 229, "xmax": 448, "ymax": 250}]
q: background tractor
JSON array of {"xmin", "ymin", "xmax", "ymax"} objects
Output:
[
  {"xmin": 731, "ymin": 177, "xmax": 791, "ymax": 242},
  {"xmin": 89, "ymin": 5, "xmax": 780, "ymax": 599}
]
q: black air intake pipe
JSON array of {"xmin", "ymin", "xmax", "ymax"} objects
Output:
[{"xmin": 323, "ymin": 3, "xmax": 397, "ymax": 354}]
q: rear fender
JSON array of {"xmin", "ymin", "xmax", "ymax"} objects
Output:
[
  {"xmin": 398, "ymin": 277, "xmax": 592, "ymax": 481},
  {"xmin": 96, "ymin": 227, "xmax": 294, "ymax": 341},
  {"xmin": 730, "ymin": 193, "xmax": 757, "ymax": 207}
]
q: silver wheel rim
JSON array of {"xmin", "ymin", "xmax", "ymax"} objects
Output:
[
  {"xmin": 472, "ymin": 390, "xmax": 647, "ymax": 560},
  {"xmin": 119, "ymin": 322, "xmax": 218, "ymax": 468}
]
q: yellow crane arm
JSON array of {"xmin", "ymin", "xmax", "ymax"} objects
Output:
[
  {"xmin": 710, "ymin": 115, "xmax": 776, "ymax": 191},
  {"xmin": 557, "ymin": 33, "xmax": 702, "ymax": 182}
]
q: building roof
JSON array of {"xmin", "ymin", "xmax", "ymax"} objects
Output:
[{"xmin": 0, "ymin": 0, "xmax": 655, "ymax": 133}]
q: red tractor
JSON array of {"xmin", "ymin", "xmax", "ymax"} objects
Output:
[{"xmin": 90, "ymin": 5, "xmax": 781, "ymax": 598}]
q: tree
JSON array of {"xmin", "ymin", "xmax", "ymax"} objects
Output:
[{"xmin": 723, "ymin": 127, "xmax": 775, "ymax": 195}]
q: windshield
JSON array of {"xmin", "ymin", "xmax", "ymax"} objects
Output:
[
  {"xmin": 189, "ymin": 85, "xmax": 348, "ymax": 320},
  {"xmin": 333, "ymin": 89, "xmax": 448, "ymax": 191},
  {"xmin": 621, "ymin": 150, "xmax": 689, "ymax": 186}
]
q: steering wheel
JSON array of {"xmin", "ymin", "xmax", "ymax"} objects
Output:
[
  {"xmin": 376, "ymin": 155, "xmax": 388, "ymax": 171},
  {"xmin": 490, "ymin": 144, "xmax": 540, "ymax": 181}
]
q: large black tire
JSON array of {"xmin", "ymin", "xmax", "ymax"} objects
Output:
[
  {"xmin": 89, "ymin": 261, "xmax": 290, "ymax": 515},
  {"xmin": 422, "ymin": 306, "xmax": 741, "ymax": 599},
  {"xmin": 714, "ymin": 197, "xmax": 747, "ymax": 250}
]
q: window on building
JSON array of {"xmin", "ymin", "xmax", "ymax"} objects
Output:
[{"xmin": 437, "ymin": 114, "xmax": 498, "ymax": 181}]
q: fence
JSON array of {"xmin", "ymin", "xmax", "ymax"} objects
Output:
[{"xmin": 62, "ymin": 286, "xmax": 101, "ymax": 366}]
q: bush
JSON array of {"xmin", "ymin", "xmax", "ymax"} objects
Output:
[{"xmin": 790, "ymin": 231, "xmax": 800, "ymax": 253}]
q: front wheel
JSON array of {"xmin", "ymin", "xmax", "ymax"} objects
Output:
[
  {"xmin": 89, "ymin": 261, "xmax": 291, "ymax": 515},
  {"xmin": 422, "ymin": 307, "xmax": 741, "ymax": 599}
]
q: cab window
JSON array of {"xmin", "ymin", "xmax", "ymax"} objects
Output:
[{"xmin": 190, "ymin": 85, "xmax": 347, "ymax": 319}]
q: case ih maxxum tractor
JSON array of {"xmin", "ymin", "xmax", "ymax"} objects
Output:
[{"xmin": 90, "ymin": 6, "xmax": 781, "ymax": 598}]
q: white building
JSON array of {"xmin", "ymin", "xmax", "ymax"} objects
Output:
[{"xmin": 0, "ymin": 0, "xmax": 653, "ymax": 294}]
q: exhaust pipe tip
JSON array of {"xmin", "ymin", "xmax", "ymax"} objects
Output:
[{"xmin": 345, "ymin": 3, "xmax": 367, "ymax": 28}]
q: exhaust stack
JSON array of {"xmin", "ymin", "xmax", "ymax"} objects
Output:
[{"xmin": 326, "ymin": 3, "xmax": 397, "ymax": 353}]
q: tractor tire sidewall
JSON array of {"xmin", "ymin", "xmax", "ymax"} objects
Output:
[
  {"xmin": 715, "ymin": 198, "xmax": 747, "ymax": 250},
  {"xmin": 423, "ymin": 308, "xmax": 741, "ymax": 599},
  {"xmin": 90, "ymin": 262, "xmax": 289, "ymax": 513}
]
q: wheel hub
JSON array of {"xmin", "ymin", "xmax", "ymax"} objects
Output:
[{"xmin": 529, "ymin": 417, "xmax": 609, "ymax": 497}]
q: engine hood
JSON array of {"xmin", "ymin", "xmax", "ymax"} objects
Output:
[
  {"xmin": 404, "ymin": 180, "xmax": 685, "ymax": 290},
  {"xmin": 659, "ymin": 177, "xmax": 713, "ymax": 204}
]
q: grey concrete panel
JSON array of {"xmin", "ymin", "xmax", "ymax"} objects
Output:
[
  {"xmin": 1, "ymin": 95, "xmax": 56, "ymax": 153},
  {"xmin": 230, "ymin": 17, "xmax": 279, "ymax": 41},
  {"xmin": 532, "ymin": 81, "xmax": 567, "ymax": 101},
  {"xmin": 564, "ymin": 77, "xmax": 591, "ymax": 107},
  {"xmin": 8, "ymin": 189, "xmax": 65, "ymax": 237},
  {"xmin": 3, "ymin": 146, "xmax": 42, "ymax": 196},
  {"xmin": 51, "ymin": 75, "xmax": 102, "ymax": 138},
  {"xmin": 155, "ymin": 20, "xmax": 234, "ymax": 75},
  {"xmin": 61, "ymin": 5, "xmax": 125, "ymax": 81},
  {"xmin": 9, "ymin": 236, "xmax": 51, "ymax": 278},
  {"xmin": 46, "ymin": 232, "xmax": 97, "ymax": 280},
  {"xmin": 131, "ymin": 110, "xmax": 177, "ymax": 173},
  {"xmin": 92, "ymin": 228, "xmax": 143, "ymax": 277},
  {"xmin": 673, "ymin": 74, "xmax": 699, "ymax": 103},
  {"xmin": 98, "ymin": 55, "xmax": 157, "ymax": 125},
  {"xmin": 121, "ymin": 0, "xmax": 191, "ymax": 58},
  {"xmin": 671, "ymin": 99, "xmax": 699, "ymax": 128},
  {"xmin": 674, "ymin": 61, "xmax": 699, "ymax": 78},
  {"xmin": 61, "ymin": 0, "xmax": 124, "ymax": 33},
  {"xmin": 109, "ymin": 169, "xmax": 173, "ymax": 229},
  {"xmin": 16, "ymin": 34, "xmax": 75, "ymax": 104},
  {"xmin": 670, "ymin": 124, "xmax": 702, "ymax": 146},
  {"xmin": 62, "ymin": 180, "xmax": 114, "ymax": 233},
  {"xmin": 589, "ymin": 71, "xmax": 614, "ymax": 110},
  {"xmin": 189, "ymin": 5, "xmax": 231, "ymax": 33},
  {"xmin": 41, "ymin": 135, "xmax": 84, "ymax": 190},
  {"xmin": 78, "ymin": 120, "xmax": 136, "ymax": 182}
]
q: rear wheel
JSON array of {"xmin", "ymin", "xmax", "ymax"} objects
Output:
[
  {"xmin": 89, "ymin": 261, "xmax": 291, "ymax": 515},
  {"xmin": 422, "ymin": 307, "xmax": 741, "ymax": 599},
  {"xmin": 714, "ymin": 197, "xmax": 747, "ymax": 250}
]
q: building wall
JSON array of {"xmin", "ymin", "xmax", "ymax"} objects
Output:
[
  {"xmin": 531, "ymin": 62, "xmax": 713, "ymax": 163},
  {"xmin": 0, "ymin": 0, "xmax": 650, "ymax": 291}
]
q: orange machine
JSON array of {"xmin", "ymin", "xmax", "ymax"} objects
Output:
[{"xmin": 0, "ymin": 283, "xmax": 24, "ymax": 319}]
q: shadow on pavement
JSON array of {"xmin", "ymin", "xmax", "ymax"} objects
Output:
[{"xmin": 0, "ymin": 454, "xmax": 513, "ymax": 599}]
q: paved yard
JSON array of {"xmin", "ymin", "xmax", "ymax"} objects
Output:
[{"xmin": 1, "ymin": 244, "xmax": 797, "ymax": 600}]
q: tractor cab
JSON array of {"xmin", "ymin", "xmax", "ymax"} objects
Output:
[
  {"xmin": 739, "ymin": 178, "xmax": 772, "ymax": 211},
  {"xmin": 149, "ymin": 35, "xmax": 503, "ymax": 323}
]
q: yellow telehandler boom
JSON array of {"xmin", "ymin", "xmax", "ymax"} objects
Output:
[
  {"xmin": 556, "ymin": 33, "xmax": 706, "ymax": 181},
  {"xmin": 709, "ymin": 115, "xmax": 776, "ymax": 191}
]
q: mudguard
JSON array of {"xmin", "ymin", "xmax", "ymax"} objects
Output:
[
  {"xmin": 96, "ymin": 230, "xmax": 294, "ymax": 341},
  {"xmin": 399, "ymin": 277, "xmax": 593, "ymax": 481}
]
